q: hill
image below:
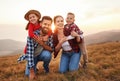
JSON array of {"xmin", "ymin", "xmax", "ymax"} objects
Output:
[
  {"xmin": 0, "ymin": 41, "xmax": 120, "ymax": 81},
  {"xmin": 85, "ymin": 30, "xmax": 120, "ymax": 45},
  {"xmin": 0, "ymin": 30, "xmax": 120, "ymax": 56},
  {"xmin": 0, "ymin": 39, "xmax": 25, "ymax": 56}
]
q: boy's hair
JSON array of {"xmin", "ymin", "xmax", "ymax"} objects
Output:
[
  {"xmin": 67, "ymin": 12, "xmax": 75, "ymax": 18},
  {"xmin": 41, "ymin": 16, "xmax": 52, "ymax": 23}
]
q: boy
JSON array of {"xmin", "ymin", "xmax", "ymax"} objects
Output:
[{"xmin": 64, "ymin": 12, "xmax": 88, "ymax": 68}]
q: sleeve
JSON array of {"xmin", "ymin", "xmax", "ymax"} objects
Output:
[
  {"xmin": 28, "ymin": 23, "xmax": 37, "ymax": 38},
  {"xmin": 26, "ymin": 37, "xmax": 35, "ymax": 69},
  {"xmin": 47, "ymin": 34, "xmax": 54, "ymax": 50},
  {"xmin": 71, "ymin": 24, "xmax": 83, "ymax": 35},
  {"xmin": 67, "ymin": 35, "xmax": 75, "ymax": 40}
]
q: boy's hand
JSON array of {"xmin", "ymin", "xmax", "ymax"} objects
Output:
[{"xmin": 71, "ymin": 31, "xmax": 79, "ymax": 37}]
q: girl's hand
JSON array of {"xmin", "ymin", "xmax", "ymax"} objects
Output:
[{"xmin": 33, "ymin": 36, "xmax": 44, "ymax": 45}]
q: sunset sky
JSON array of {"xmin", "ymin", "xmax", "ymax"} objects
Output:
[{"xmin": 0, "ymin": 0, "xmax": 120, "ymax": 42}]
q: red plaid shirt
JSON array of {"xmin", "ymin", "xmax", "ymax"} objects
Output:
[
  {"xmin": 64, "ymin": 23, "xmax": 83, "ymax": 52},
  {"xmin": 64, "ymin": 23, "xmax": 83, "ymax": 35}
]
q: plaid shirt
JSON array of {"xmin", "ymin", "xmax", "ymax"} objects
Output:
[
  {"xmin": 64, "ymin": 23, "xmax": 83, "ymax": 52},
  {"xmin": 18, "ymin": 29, "xmax": 54, "ymax": 69},
  {"xmin": 64, "ymin": 23, "xmax": 83, "ymax": 35}
]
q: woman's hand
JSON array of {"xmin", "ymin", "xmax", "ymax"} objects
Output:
[
  {"xmin": 59, "ymin": 37, "xmax": 67, "ymax": 44},
  {"xmin": 55, "ymin": 37, "xmax": 67, "ymax": 52}
]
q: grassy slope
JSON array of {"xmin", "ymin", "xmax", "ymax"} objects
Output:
[{"xmin": 0, "ymin": 41, "xmax": 120, "ymax": 81}]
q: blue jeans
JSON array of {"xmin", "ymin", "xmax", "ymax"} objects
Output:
[
  {"xmin": 59, "ymin": 51, "xmax": 81, "ymax": 73},
  {"xmin": 25, "ymin": 50, "xmax": 52, "ymax": 76}
]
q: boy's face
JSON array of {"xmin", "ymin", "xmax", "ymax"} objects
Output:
[
  {"xmin": 29, "ymin": 14, "xmax": 39, "ymax": 24},
  {"xmin": 66, "ymin": 14, "xmax": 75, "ymax": 25},
  {"xmin": 41, "ymin": 19, "xmax": 52, "ymax": 29}
]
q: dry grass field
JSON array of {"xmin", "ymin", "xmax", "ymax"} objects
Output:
[{"xmin": 0, "ymin": 41, "xmax": 120, "ymax": 81}]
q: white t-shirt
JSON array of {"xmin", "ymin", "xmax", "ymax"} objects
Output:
[
  {"xmin": 62, "ymin": 35, "xmax": 83, "ymax": 51},
  {"xmin": 62, "ymin": 35, "xmax": 74, "ymax": 51}
]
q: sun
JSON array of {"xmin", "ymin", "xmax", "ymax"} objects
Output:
[{"xmin": 51, "ymin": 23, "xmax": 55, "ymax": 33}]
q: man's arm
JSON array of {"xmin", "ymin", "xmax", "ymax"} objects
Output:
[{"xmin": 40, "ymin": 41, "xmax": 53, "ymax": 52}]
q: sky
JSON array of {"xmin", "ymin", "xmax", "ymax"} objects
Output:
[{"xmin": 0, "ymin": 0, "xmax": 120, "ymax": 42}]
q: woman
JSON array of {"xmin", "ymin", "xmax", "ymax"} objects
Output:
[{"xmin": 53, "ymin": 15, "xmax": 82, "ymax": 73}]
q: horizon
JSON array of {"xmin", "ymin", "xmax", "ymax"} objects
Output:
[{"xmin": 0, "ymin": 24, "xmax": 120, "ymax": 42}]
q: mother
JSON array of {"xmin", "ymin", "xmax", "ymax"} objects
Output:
[{"xmin": 53, "ymin": 15, "xmax": 82, "ymax": 73}]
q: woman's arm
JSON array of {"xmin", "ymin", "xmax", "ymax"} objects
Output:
[{"xmin": 55, "ymin": 37, "xmax": 67, "ymax": 52}]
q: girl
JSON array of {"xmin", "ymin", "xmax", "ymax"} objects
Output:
[
  {"xmin": 24, "ymin": 9, "xmax": 41, "ymax": 54},
  {"xmin": 18, "ymin": 9, "xmax": 41, "ymax": 80}
]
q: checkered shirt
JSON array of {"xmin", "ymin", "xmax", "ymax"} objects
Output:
[{"xmin": 17, "ymin": 29, "xmax": 54, "ymax": 69}]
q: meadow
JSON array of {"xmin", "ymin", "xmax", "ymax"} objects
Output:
[{"xmin": 0, "ymin": 41, "xmax": 120, "ymax": 81}]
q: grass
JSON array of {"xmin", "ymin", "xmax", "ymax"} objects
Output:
[{"xmin": 0, "ymin": 41, "xmax": 120, "ymax": 81}]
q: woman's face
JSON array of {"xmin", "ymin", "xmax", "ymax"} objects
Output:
[{"xmin": 55, "ymin": 17, "xmax": 64, "ymax": 29}]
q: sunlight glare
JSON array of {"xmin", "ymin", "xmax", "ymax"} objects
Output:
[{"xmin": 51, "ymin": 23, "xmax": 55, "ymax": 33}]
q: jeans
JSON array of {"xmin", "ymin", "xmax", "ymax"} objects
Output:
[
  {"xmin": 59, "ymin": 51, "xmax": 81, "ymax": 73},
  {"xmin": 25, "ymin": 50, "xmax": 52, "ymax": 76}
]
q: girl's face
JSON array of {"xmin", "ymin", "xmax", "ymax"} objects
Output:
[
  {"xmin": 55, "ymin": 17, "xmax": 64, "ymax": 29},
  {"xmin": 29, "ymin": 14, "xmax": 39, "ymax": 24},
  {"xmin": 66, "ymin": 14, "xmax": 75, "ymax": 25}
]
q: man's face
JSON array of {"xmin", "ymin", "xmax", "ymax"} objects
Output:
[
  {"xmin": 41, "ymin": 19, "xmax": 52, "ymax": 35},
  {"xmin": 41, "ymin": 27, "xmax": 49, "ymax": 35},
  {"xmin": 41, "ymin": 19, "xmax": 52, "ymax": 29}
]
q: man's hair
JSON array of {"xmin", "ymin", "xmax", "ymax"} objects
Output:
[{"xmin": 41, "ymin": 16, "xmax": 52, "ymax": 23}]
